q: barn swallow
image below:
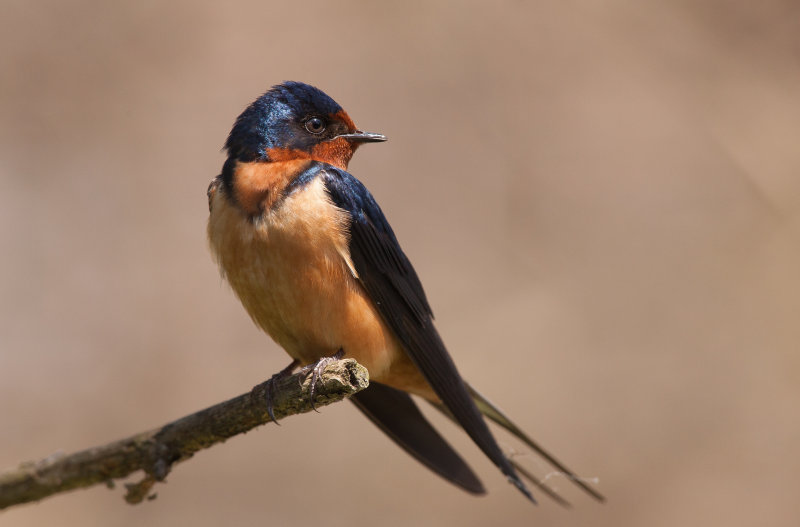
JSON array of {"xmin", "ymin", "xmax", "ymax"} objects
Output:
[{"xmin": 207, "ymin": 81, "xmax": 605, "ymax": 505}]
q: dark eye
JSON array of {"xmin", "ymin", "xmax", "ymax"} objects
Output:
[{"xmin": 304, "ymin": 117, "xmax": 325, "ymax": 134}]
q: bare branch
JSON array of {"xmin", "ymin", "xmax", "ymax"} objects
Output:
[{"xmin": 0, "ymin": 359, "xmax": 369, "ymax": 510}]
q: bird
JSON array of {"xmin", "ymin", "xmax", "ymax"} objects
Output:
[{"xmin": 206, "ymin": 81, "xmax": 604, "ymax": 505}]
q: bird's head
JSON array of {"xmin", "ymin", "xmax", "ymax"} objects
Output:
[{"xmin": 225, "ymin": 81, "xmax": 385, "ymax": 170}]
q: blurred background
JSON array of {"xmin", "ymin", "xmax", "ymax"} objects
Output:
[{"xmin": 2, "ymin": 1, "xmax": 799, "ymax": 525}]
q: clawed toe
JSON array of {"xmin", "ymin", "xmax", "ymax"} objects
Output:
[
  {"xmin": 304, "ymin": 349, "xmax": 345, "ymax": 411},
  {"xmin": 265, "ymin": 359, "xmax": 300, "ymax": 424}
]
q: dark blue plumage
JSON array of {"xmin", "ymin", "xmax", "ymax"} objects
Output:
[
  {"xmin": 225, "ymin": 82, "xmax": 344, "ymax": 162},
  {"xmin": 320, "ymin": 166, "xmax": 433, "ymax": 323}
]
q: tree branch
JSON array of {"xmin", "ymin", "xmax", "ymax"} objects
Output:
[{"xmin": 0, "ymin": 359, "xmax": 369, "ymax": 510}]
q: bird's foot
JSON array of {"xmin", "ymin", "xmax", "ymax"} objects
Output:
[
  {"xmin": 265, "ymin": 359, "xmax": 300, "ymax": 424},
  {"xmin": 301, "ymin": 349, "xmax": 345, "ymax": 411}
]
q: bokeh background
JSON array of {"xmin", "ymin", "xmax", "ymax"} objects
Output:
[{"xmin": 2, "ymin": 1, "xmax": 799, "ymax": 525}]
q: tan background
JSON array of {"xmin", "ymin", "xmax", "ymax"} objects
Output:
[{"xmin": 2, "ymin": 1, "xmax": 799, "ymax": 525}]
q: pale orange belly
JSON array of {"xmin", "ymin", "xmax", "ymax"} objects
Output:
[{"xmin": 208, "ymin": 177, "xmax": 431, "ymax": 398}]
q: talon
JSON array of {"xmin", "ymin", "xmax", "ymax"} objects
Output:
[
  {"xmin": 265, "ymin": 381, "xmax": 279, "ymax": 424},
  {"xmin": 265, "ymin": 359, "xmax": 299, "ymax": 424},
  {"xmin": 306, "ymin": 349, "xmax": 345, "ymax": 411}
]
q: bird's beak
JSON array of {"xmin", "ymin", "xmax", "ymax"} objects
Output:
[{"xmin": 338, "ymin": 130, "xmax": 387, "ymax": 143}]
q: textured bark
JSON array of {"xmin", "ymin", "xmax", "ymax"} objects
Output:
[{"xmin": 0, "ymin": 359, "xmax": 369, "ymax": 510}]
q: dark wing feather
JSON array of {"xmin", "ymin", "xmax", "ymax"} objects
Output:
[
  {"xmin": 320, "ymin": 165, "xmax": 534, "ymax": 502},
  {"xmin": 351, "ymin": 382, "xmax": 485, "ymax": 494}
]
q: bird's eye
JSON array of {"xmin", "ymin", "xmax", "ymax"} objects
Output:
[{"xmin": 304, "ymin": 117, "xmax": 325, "ymax": 134}]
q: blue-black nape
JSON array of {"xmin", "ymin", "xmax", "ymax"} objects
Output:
[{"xmin": 224, "ymin": 81, "xmax": 345, "ymax": 162}]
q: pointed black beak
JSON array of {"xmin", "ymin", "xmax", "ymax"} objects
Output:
[{"xmin": 338, "ymin": 130, "xmax": 387, "ymax": 143}]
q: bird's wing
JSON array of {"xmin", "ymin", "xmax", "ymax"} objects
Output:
[
  {"xmin": 351, "ymin": 381, "xmax": 485, "ymax": 494},
  {"xmin": 320, "ymin": 165, "xmax": 534, "ymax": 502}
]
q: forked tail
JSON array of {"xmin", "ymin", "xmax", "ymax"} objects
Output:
[
  {"xmin": 465, "ymin": 383, "xmax": 606, "ymax": 503},
  {"xmin": 429, "ymin": 383, "xmax": 606, "ymax": 506}
]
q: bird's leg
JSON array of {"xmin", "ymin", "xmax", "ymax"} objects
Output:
[
  {"xmin": 301, "ymin": 349, "xmax": 345, "ymax": 411},
  {"xmin": 265, "ymin": 359, "xmax": 300, "ymax": 424}
]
